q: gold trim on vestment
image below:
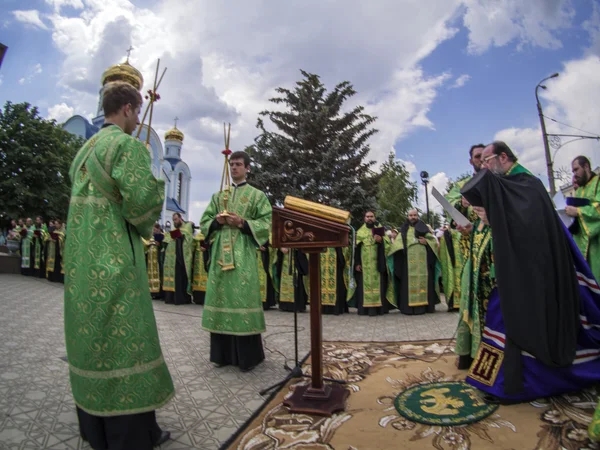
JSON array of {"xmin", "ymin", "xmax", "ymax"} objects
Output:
[
  {"xmin": 75, "ymin": 390, "xmax": 174, "ymax": 418},
  {"xmin": 203, "ymin": 306, "xmax": 264, "ymax": 314},
  {"xmin": 69, "ymin": 355, "xmax": 166, "ymax": 379},
  {"xmin": 70, "ymin": 196, "xmax": 110, "ymax": 206},
  {"xmin": 130, "ymin": 203, "xmax": 163, "ymax": 227}
]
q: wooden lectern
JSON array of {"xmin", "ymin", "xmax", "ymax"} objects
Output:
[{"xmin": 271, "ymin": 197, "xmax": 350, "ymax": 416}]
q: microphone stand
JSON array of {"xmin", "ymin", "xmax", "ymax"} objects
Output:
[{"xmin": 260, "ymin": 249, "xmax": 345, "ymax": 396}]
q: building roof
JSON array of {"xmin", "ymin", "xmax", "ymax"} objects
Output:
[{"xmin": 166, "ymin": 197, "xmax": 185, "ymax": 214}]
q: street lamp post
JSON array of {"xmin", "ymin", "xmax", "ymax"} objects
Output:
[
  {"xmin": 420, "ymin": 171, "xmax": 430, "ymax": 225},
  {"xmin": 535, "ymin": 73, "xmax": 559, "ymax": 196}
]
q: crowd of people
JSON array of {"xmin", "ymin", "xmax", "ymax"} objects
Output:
[
  {"xmin": 5, "ymin": 216, "xmax": 67, "ymax": 283},
  {"xmin": 7, "ymin": 80, "xmax": 600, "ymax": 449}
]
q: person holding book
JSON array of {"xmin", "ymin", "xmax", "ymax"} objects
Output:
[
  {"xmin": 200, "ymin": 151, "xmax": 272, "ymax": 371},
  {"xmin": 389, "ymin": 209, "xmax": 440, "ymax": 315},
  {"xmin": 163, "ymin": 212, "xmax": 194, "ymax": 305},
  {"xmin": 567, "ymin": 155, "xmax": 599, "ymax": 282},
  {"xmin": 351, "ymin": 211, "xmax": 394, "ymax": 316}
]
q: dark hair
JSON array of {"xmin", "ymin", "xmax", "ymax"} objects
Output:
[
  {"xmin": 230, "ymin": 151, "xmax": 251, "ymax": 167},
  {"xmin": 573, "ymin": 155, "xmax": 591, "ymax": 169},
  {"xmin": 36, "ymin": 216, "xmax": 44, "ymax": 222},
  {"xmin": 364, "ymin": 210, "xmax": 376, "ymax": 217},
  {"xmin": 490, "ymin": 141, "xmax": 518, "ymax": 163},
  {"xmin": 469, "ymin": 144, "xmax": 485, "ymax": 158},
  {"xmin": 172, "ymin": 213, "xmax": 183, "ymax": 219},
  {"xmin": 102, "ymin": 81, "xmax": 143, "ymax": 116}
]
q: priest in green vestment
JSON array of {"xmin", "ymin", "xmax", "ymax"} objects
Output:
[
  {"xmin": 163, "ymin": 213, "xmax": 194, "ymax": 305},
  {"xmin": 257, "ymin": 235, "xmax": 277, "ymax": 310},
  {"xmin": 567, "ymin": 156, "xmax": 600, "ymax": 282},
  {"xmin": 201, "ymin": 151, "xmax": 272, "ymax": 371},
  {"xmin": 192, "ymin": 231, "xmax": 209, "ymax": 305},
  {"xmin": 45, "ymin": 218, "xmax": 65, "ymax": 283},
  {"xmin": 454, "ymin": 218, "xmax": 495, "ymax": 369},
  {"xmin": 143, "ymin": 224, "xmax": 164, "ymax": 299},
  {"xmin": 19, "ymin": 218, "xmax": 35, "ymax": 276},
  {"xmin": 438, "ymin": 223, "xmax": 466, "ymax": 312},
  {"xmin": 276, "ymin": 248, "xmax": 309, "ymax": 312},
  {"xmin": 32, "ymin": 216, "xmax": 49, "ymax": 278},
  {"xmin": 320, "ymin": 248, "xmax": 350, "ymax": 315},
  {"xmin": 63, "ymin": 81, "xmax": 173, "ymax": 450},
  {"xmin": 351, "ymin": 211, "xmax": 395, "ymax": 316},
  {"xmin": 389, "ymin": 209, "xmax": 440, "ymax": 315}
]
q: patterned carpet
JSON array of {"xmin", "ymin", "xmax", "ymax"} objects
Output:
[{"xmin": 224, "ymin": 340, "xmax": 599, "ymax": 450}]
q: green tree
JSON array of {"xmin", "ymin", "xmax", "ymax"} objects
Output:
[
  {"xmin": 376, "ymin": 152, "xmax": 417, "ymax": 227},
  {"xmin": 0, "ymin": 102, "xmax": 84, "ymax": 221},
  {"xmin": 246, "ymin": 70, "xmax": 380, "ymax": 227},
  {"xmin": 420, "ymin": 211, "xmax": 442, "ymax": 229},
  {"xmin": 445, "ymin": 170, "xmax": 472, "ymax": 193}
]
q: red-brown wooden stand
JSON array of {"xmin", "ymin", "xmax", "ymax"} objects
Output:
[{"xmin": 273, "ymin": 206, "xmax": 350, "ymax": 416}]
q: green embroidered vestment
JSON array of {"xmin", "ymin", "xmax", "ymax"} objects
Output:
[
  {"xmin": 64, "ymin": 125, "xmax": 174, "ymax": 416},
  {"xmin": 200, "ymin": 184, "xmax": 272, "ymax": 335}
]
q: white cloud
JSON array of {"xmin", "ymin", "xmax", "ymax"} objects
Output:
[
  {"xmin": 32, "ymin": 0, "xmax": 593, "ymax": 221},
  {"xmin": 491, "ymin": 55, "xmax": 600, "ymax": 190},
  {"xmin": 12, "ymin": 10, "xmax": 48, "ymax": 30},
  {"xmin": 44, "ymin": 0, "xmax": 84, "ymax": 12},
  {"xmin": 18, "ymin": 63, "xmax": 43, "ymax": 85},
  {"xmin": 450, "ymin": 74, "xmax": 471, "ymax": 89},
  {"xmin": 47, "ymin": 103, "xmax": 75, "ymax": 123},
  {"xmin": 462, "ymin": 0, "xmax": 575, "ymax": 54}
]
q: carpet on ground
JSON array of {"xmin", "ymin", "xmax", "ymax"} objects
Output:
[{"xmin": 222, "ymin": 340, "xmax": 598, "ymax": 450}]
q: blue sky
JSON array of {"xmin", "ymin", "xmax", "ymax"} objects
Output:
[{"xmin": 2, "ymin": 0, "xmax": 600, "ymax": 220}]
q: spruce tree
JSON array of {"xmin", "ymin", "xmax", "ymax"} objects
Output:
[{"xmin": 247, "ymin": 70, "xmax": 380, "ymax": 225}]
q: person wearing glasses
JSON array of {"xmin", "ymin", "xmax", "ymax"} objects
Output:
[{"xmin": 460, "ymin": 141, "xmax": 600, "ymax": 407}]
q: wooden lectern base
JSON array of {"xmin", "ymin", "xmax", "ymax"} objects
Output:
[{"xmin": 283, "ymin": 383, "xmax": 349, "ymax": 416}]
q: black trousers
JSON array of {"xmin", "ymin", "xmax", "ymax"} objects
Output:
[{"xmin": 76, "ymin": 406, "xmax": 163, "ymax": 450}]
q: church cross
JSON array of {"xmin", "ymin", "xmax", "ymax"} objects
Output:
[
  {"xmin": 125, "ymin": 46, "xmax": 134, "ymax": 62},
  {"xmin": 174, "ymin": 116, "xmax": 179, "ymax": 128}
]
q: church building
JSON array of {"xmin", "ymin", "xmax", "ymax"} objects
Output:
[{"xmin": 62, "ymin": 57, "xmax": 191, "ymax": 226}]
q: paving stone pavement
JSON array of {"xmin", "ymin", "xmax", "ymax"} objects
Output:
[{"xmin": 0, "ymin": 274, "xmax": 458, "ymax": 449}]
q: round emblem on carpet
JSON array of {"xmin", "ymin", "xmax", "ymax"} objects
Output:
[{"xmin": 394, "ymin": 381, "xmax": 498, "ymax": 426}]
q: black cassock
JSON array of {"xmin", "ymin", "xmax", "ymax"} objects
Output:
[
  {"xmin": 260, "ymin": 242, "xmax": 277, "ymax": 310},
  {"xmin": 277, "ymin": 249, "xmax": 309, "ymax": 312},
  {"xmin": 461, "ymin": 168, "xmax": 580, "ymax": 394},
  {"xmin": 164, "ymin": 237, "xmax": 192, "ymax": 305},
  {"xmin": 393, "ymin": 221, "xmax": 439, "ymax": 315}
]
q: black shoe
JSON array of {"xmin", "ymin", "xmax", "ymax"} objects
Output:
[
  {"xmin": 240, "ymin": 365, "xmax": 256, "ymax": 373},
  {"xmin": 155, "ymin": 430, "xmax": 170, "ymax": 447}
]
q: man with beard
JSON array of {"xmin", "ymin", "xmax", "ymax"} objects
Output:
[
  {"xmin": 201, "ymin": 151, "xmax": 272, "ymax": 371},
  {"xmin": 20, "ymin": 217, "xmax": 35, "ymax": 276},
  {"xmin": 461, "ymin": 141, "xmax": 600, "ymax": 405},
  {"xmin": 64, "ymin": 81, "xmax": 173, "ymax": 449},
  {"xmin": 163, "ymin": 213, "xmax": 194, "ymax": 305},
  {"xmin": 389, "ymin": 209, "xmax": 440, "ymax": 315},
  {"xmin": 46, "ymin": 218, "xmax": 66, "ymax": 283},
  {"xmin": 351, "ymin": 211, "xmax": 394, "ymax": 316},
  {"xmin": 566, "ymin": 156, "xmax": 599, "ymax": 282}
]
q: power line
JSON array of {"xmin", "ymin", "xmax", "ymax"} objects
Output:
[{"xmin": 543, "ymin": 115, "xmax": 600, "ymax": 138}]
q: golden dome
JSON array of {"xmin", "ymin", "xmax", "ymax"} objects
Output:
[
  {"xmin": 101, "ymin": 61, "xmax": 144, "ymax": 90},
  {"xmin": 165, "ymin": 126, "xmax": 184, "ymax": 142}
]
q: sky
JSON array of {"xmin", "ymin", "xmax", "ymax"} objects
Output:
[{"xmin": 2, "ymin": 0, "xmax": 600, "ymax": 222}]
